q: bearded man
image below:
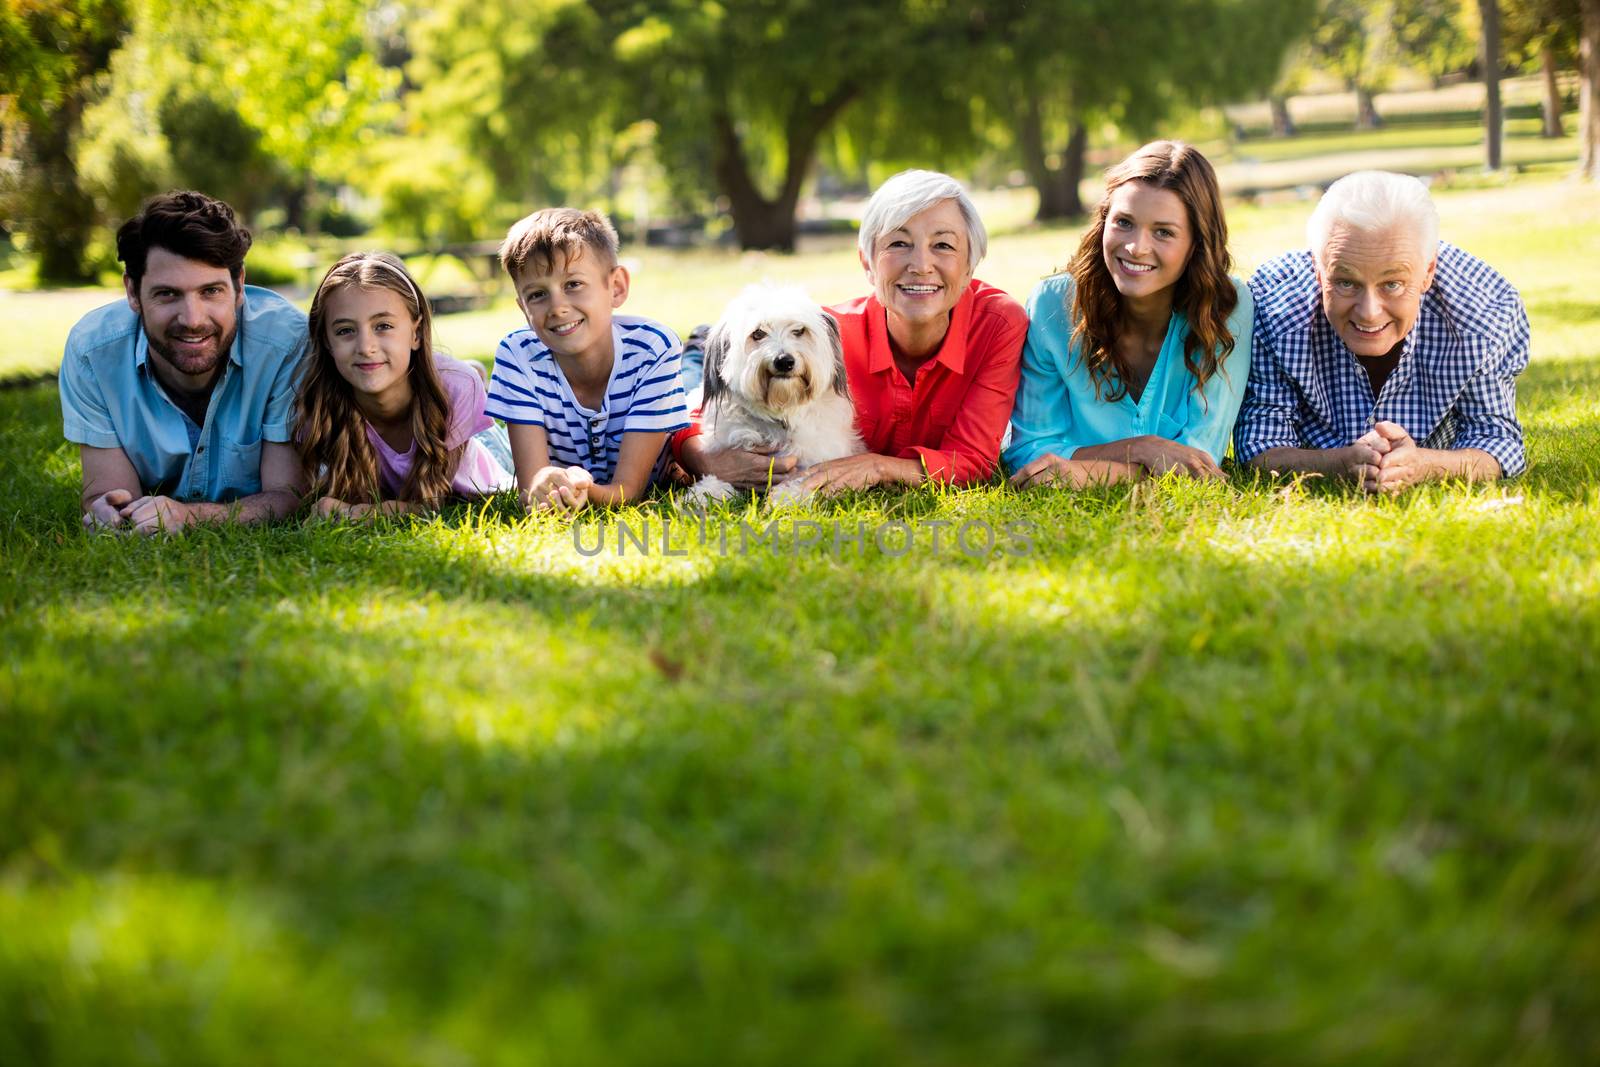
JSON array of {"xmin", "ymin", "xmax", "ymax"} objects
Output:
[{"xmin": 58, "ymin": 191, "xmax": 307, "ymax": 534}]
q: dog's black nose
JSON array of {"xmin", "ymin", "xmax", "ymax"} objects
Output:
[{"xmin": 773, "ymin": 354, "xmax": 796, "ymax": 373}]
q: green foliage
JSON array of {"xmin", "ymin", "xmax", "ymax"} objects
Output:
[
  {"xmin": 1310, "ymin": 0, "xmax": 1400, "ymax": 92},
  {"xmin": 365, "ymin": 134, "xmax": 500, "ymax": 245},
  {"xmin": 1501, "ymin": 0, "xmax": 1581, "ymax": 66},
  {"xmin": 1393, "ymin": 0, "xmax": 1479, "ymax": 82},
  {"xmin": 0, "ymin": 0, "xmax": 130, "ymax": 282},
  {"xmin": 72, "ymin": 0, "xmax": 397, "ymax": 244}
]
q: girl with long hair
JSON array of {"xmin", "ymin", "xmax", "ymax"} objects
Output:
[
  {"xmin": 297, "ymin": 252, "xmax": 512, "ymax": 518},
  {"xmin": 1004, "ymin": 141, "xmax": 1253, "ymax": 488}
]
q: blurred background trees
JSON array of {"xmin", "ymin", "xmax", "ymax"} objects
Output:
[{"xmin": 0, "ymin": 0, "xmax": 1593, "ymax": 280}]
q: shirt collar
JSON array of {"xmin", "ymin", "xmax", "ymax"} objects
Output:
[{"xmin": 865, "ymin": 279, "xmax": 977, "ymax": 377}]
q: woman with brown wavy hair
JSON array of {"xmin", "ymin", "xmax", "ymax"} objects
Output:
[
  {"xmin": 297, "ymin": 252, "xmax": 512, "ymax": 518},
  {"xmin": 1004, "ymin": 141, "xmax": 1253, "ymax": 488}
]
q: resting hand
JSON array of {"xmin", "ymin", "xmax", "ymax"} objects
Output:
[
  {"xmin": 1370, "ymin": 421, "xmax": 1426, "ymax": 494},
  {"xmin": 1010, "ymin": 454, "xmax": 1136, "ymax": 490},
  {"xmin": 1128, "ymin": 437, "xmax": 1224, "ymax": 480},
  {"xmin": 525, "ymin": 465, "xmax": 594, "ymax": 512},
  {"xmin": 793, "ymin": 453, "xmax": 902, "ymax": 496},
  {"xmin": 680, "ymin": 435, "xmax": 799, "ymax": 490},
  {"xmin": 84, "ymin": 488, "xmax": 134, "ymax": 533},
  {"xmin": 119, "ymin": 494, "xmax": 193, "ymax": 536}
]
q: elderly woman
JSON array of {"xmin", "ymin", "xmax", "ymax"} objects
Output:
[{"xmin": 676, "ymin": 170, "xmax": 1027, "ymax": 491}]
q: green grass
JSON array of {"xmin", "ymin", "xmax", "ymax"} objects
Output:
[{"xmin": 4, "ymin": 173, "xmax": 1600, "ymax": 1066}]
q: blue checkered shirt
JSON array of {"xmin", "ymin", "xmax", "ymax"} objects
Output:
[{"xmin": 1235, "ymin": 242, "xmax": 1530, "ymax": 476}]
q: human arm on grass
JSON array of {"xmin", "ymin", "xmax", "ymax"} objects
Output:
[
  {"xmin": 1002, "ymin": 278, "xmax": 1144, "ymax": 490},
  {"xmin": 504, "ymin": 422, "xmax": 588, "ymax": 512},
  {"xmin": 586, "ymin": 431, "xmax": 670, "ymax": 505},
  {"xmin": 675, "ymin": 425, "xmax": 800, "ymax": 489},
  {"xmin": 78, "ymin": 446, "xmax": 144, "ymax": 530},
  {"xmin": 1418, "ymin": 294, "xmax": 1529, "ymax": 483},
  {"xmin": 1360, "ymin": 421, "xmax": 1502, "ymax": 494},
  {"xmin": 119, "ymin": 441, "xmax": 306, "ymax": 535},
  {"xmin": 1008, "ymin": 454, "xmax": 1140, "ymax": 489}
]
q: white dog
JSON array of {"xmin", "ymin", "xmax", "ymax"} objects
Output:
[{"xmin": 689, "ymin": 284, "xmax": 864, "ymax": 504}]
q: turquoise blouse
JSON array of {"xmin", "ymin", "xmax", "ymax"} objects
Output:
[{"xmin": 1002, "ymin": 272, "xmax": 1253, "ymax": 470}]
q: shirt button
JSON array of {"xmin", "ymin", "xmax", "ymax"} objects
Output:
[{"xmin": 196, "ymin": 444, "xmax": 205, "ymax": 453}]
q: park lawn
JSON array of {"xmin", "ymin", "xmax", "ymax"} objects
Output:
[
  {"xmin": 3, "ymin": 173, "xmax": 1600, "ymax": 1065},
  {"xmin": 0, "ymin": 198, "xmax": 1593, "ymax": 1062},
  {"xmin": 4, "ymin": 350, "xmax": 1600, "ymax": 1065}
]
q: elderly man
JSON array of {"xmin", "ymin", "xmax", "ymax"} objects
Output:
[
  {"xmin": 1235, "ymin": 170, "xmax": 1529, "ymax": 492},
  {"xmin": 59, "ymin": 191, "xmax": 307, "ymax": 534}
]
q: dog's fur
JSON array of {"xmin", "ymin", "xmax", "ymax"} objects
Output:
[{"xmin": 690, "ymin": 285, "xmax": 863, "ymax": 503}]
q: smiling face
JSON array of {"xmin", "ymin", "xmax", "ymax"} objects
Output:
[
  {"xmin": 323, "ymin": 284, "xmax": 420, "ymax": 405},
  {"xmin": 1315, "ymin": 223, "xmax": 1437, "ymax": 357},
  {"xmin": 512, "ymin": 244, "xmax": 629, "ymax": 364},
  {"xmin": 1100, "ymin": 182, "xmax": 1194, "ymax": 302},
  {"xmin": 861, "ymin": 198, "xmax": 974, "ymax": 339},
  {"xmin": 126, "ymin": 246, "xmax": 243, "ymax": 383}
]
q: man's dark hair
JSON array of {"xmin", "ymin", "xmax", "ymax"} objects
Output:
[{"xmin": 116, "ymin": 190, "xmax": 253, "ymax": 290}]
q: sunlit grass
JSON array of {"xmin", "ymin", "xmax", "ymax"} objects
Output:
[{"xmin": 3, "ymin": 165, "xmax": 1600, "ymax": 1064}]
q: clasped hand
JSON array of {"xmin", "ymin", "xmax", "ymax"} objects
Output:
[
  {"xmin": 83, "ymin": 489, "xmax": 193, "ymax": 536},
  {"xmin": 1347, "ymin": 421, "xmax": 1424, "ymax": 494},
  {"xmin": 524, "ymin": 465, "xmax": 595, "ymax": 512}
]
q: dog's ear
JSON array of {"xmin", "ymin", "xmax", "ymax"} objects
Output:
[
  {"xmin": 701, "ymin": 320, "xmax": 731, "ymax": 404},
  {"xmin": 821, "ymin": 309, "xmax": 849, "ymax": 398}
]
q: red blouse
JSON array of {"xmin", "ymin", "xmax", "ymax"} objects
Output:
[{"xmin": 675, "ymin": 278, "xmax": 1027, "ymax": 486}]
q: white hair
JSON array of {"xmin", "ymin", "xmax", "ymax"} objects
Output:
[
  {"xmin": 1307, "ymin": 171, "xmax": 1439, "ymax": 264},
  {"xmin": 857, "ymin": 170, "xmax": 987, "ymax": 273}
]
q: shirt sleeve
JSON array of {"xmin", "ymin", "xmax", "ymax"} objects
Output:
[
  {"xmin": 1449, "ymin": 293, "xmax": 1530, "ymax": 477},
  {"xmin": 1232, "ymin": 288, "xmax": 1302, "ymax": 464},
  {"xmin": 903, "ymin": 305, "xmax": 1025, "ymax": 486},
  {"xmin": 443, "ymin": 362, "xmax": 493, "ymax": 450},
  {"xmin": 484, "ymin": 337, "xmax": 546, "ymax": 427},
  {"xmin": 1177, "ymin": 284, "xmax": 1253, "ymax": 464},
  {"xmin": 261, "ymin": 332, "xmax": 307, "ymax": 444},
  {"xmin": 621, "ymin": 334, "xmax": 690, "ymax": 434},
  {"xmin": 58, "ymin": 342, "xmax": 122, "ymax": 448},
  {"xmin": 1001, "ymin": 281, "xmax": 1086, "ymax": 472}
]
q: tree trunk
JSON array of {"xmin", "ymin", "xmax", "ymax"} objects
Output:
[
  {"xmin": 1479, "ymin": 0, "xmax": 1502, "ymax": 170},
  {"xmin": 711, "ymin": 84, "xmax": 858, "ymax": 252},
  {"xmin": 1541, "ymin": 42, "xmax": 1565, "ymax": 138},
  {"xmin": 1018, "ymin": 95, "xmax": 1087, "ymax": 221},
  {"xmin": 1355, "ymin": 86, "xmax": 1383, "ymax": 130},
  {"xmin": 1583, "ymin": 0, "xmax": 1600, "ymax": 179},
  {"xmin": 22, "ymin": 99, "xmax": 99, "ymax": 284},
  {"xmin": 1270, "ymin": 95, "xmax": 1297, "ymax": 138}
]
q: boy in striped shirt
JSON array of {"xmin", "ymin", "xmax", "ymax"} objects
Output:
[{"xmin": 486, "ymin": 208, "xmax": 689, "ymax": 511}]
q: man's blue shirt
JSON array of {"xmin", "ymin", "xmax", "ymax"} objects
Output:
[
  {"xmin": 59, "ymin": 285, "xmax": 307, "ymax": 501},
  {"xmin": 1235, "ymin": 242, "xmax": 1530, "ymax": 476}
]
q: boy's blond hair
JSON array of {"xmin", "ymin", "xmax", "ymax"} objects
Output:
[{"xmin": 499, "ymin": 208, "xmax": 620, "ymax": 280}]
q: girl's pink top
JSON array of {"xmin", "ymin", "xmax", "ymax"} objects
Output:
[{"xmin": 366, "ymin": 355, "xmax": 513, "ymax": 499}]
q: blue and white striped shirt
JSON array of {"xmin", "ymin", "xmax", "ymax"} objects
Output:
[
  {"xmin": 485, "ymin": 315, "xmax": 690, "ymax": 484},
  {"xmin": 1235, "ymin": 242, "xmax": 1530, "ymax": 476}
]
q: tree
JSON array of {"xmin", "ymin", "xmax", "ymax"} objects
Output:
[
  {"xmin": 1503, "ymin": 0, "xmax": 1581, "ymax": 138},
  {"xmin": 75, "ymin": 0, "xmax": 397, "ymax": 234},
  {"xmin": 1480, "ymin": 0, "xmax": 1504, "ymax": 169},
  {"xmin": 411, "ymin": 0, "xmax": 965, "ymax": 251},
  {"xmin": 1583, "ymin": 0, "xmax": 1600, "ymax": 178},
  {"xmin": 1393, "ymin": 0, "xmax": 1478, "ymax": 86},
  {"xmin": 851, "ymin": 0, "xmax": 1317, "ymax": 221},
  {"xmin": 0, "ymin": 0, "xmax": 129, "ymax": 282},
  {"xmin": 1310, "ymin": 0, "xmax": 1399, "ymax": 129}
]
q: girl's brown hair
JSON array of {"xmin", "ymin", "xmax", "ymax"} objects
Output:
[
  {"xmin": 297, "ymin": 252, "xmax": 462, "ymax": 508},
  {"xmin": 1068, "ymin": 140, "xmax": 1238, "ymax": 401}
]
